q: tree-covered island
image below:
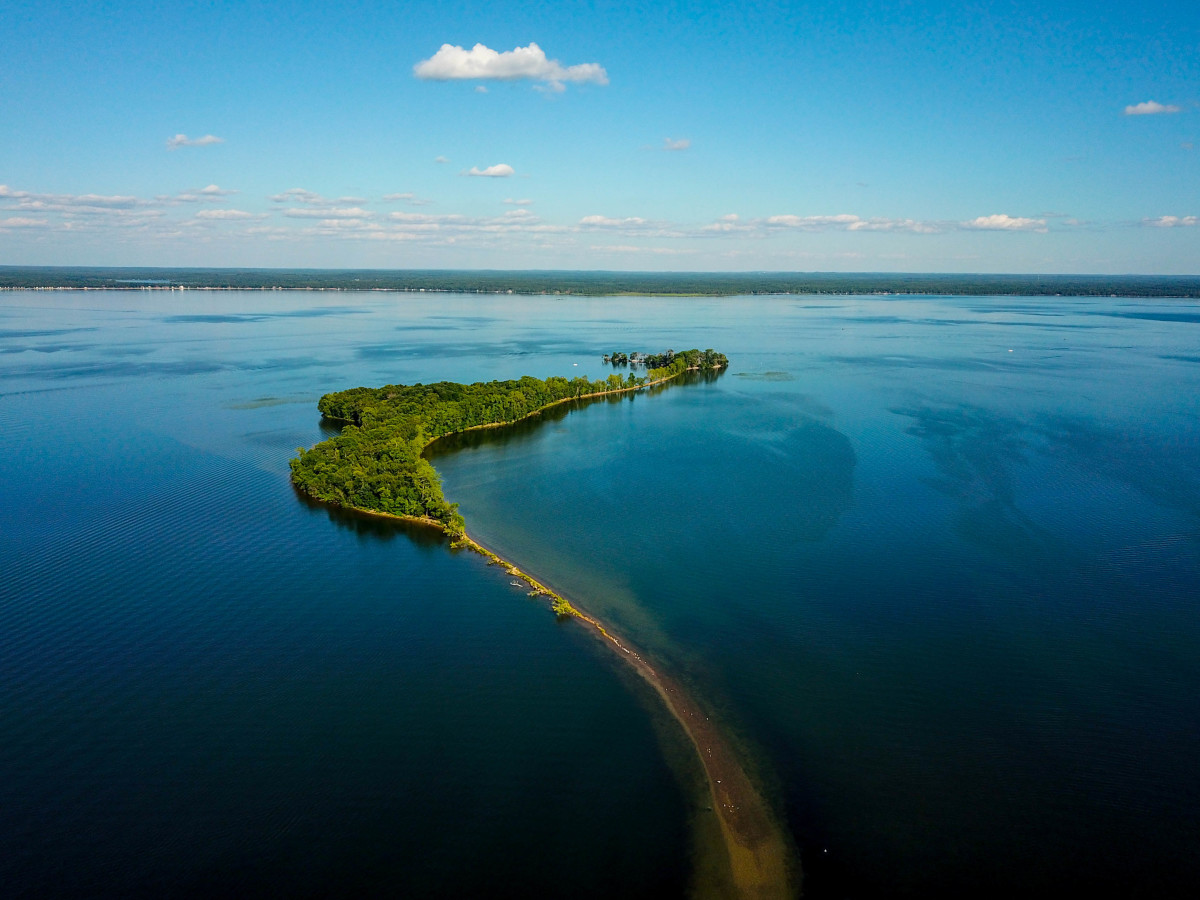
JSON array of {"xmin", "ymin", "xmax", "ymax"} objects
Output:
[
  {"xmin": 289, "ymin": 348, "xmax": 727, "ymax": 541},
  {"xmin": 289, "ymin": 346, "xmax": 795, "ymax": 893}
]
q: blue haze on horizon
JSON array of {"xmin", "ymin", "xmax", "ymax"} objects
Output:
[{"xmin": 1, "ymin": 0, "xmax": 1197, "ymax": 273}]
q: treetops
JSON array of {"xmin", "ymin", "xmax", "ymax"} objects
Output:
[{"xmin": 290, "ymin": 348, "xmax": 727, "ymax": 535}]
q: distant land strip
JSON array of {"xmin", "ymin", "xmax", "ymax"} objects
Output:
[{"xmin": 3, "ymin": 266, "xmax": 1200, "ymax": 298}]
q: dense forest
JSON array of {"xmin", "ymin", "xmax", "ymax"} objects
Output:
[
  {"xmin": 290, "ymin": 349, "xmax": 727, "ymax": 534},
  {"xmin": 4, "ymin": 266, "xmax": 1199, "ymax": 298}
]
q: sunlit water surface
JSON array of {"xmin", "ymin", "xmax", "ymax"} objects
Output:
[{"xmin": 2, "ymin": 291, "xmax": 1198, "ymax": 897}]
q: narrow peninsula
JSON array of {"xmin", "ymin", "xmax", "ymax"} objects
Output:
[{"xmin": 291, "ymin": 348, "xmax": 797, "ymax": 899}]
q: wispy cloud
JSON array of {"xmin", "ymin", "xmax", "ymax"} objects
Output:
[
  {"xmin": 283, "ymin": 207, "xmax": 375, "ymax": 219},
  {"xmin": 194, "ymin": 209, "xmax": 264, "ymax": 220},
  {"xmin": 1124, "ymin": 101, "xmax": 1181, "ymax": 116},
  {"xmin": 0, "ymin": 184, "xmax": 149, "ymax": 213},
  {"xmin": 0, "ymin": 217, "xmax": 50, "ymax": 229},
  {"xmin": 166, "ymin": 133, "xmax": 225, "ymax": 149},
  {"xmin": 960, "ymin": 214, "xmax": 1047, "ymax": 232},
  {"xmin": 578, "ymin": 214, "xmax": 684, "ymax": 238},
  {"xmin": 580, "ymin": 215, "xmax": 650, "ymax": 228},
  {"xmin": 269, "ymin": 188, "xmax": 367, "ymax": 206},
  {"xmin": 466, "ymin": 164, "xmax": 515, "ymax": 178},
  {"xmin": 763, "ymin": 214, "xmax": 940, "ymax": 233},
  {"xmin": 414, "ymin": 42, "xmax": 608, "ymax": 92},
  {"xmin": 1143, "ymin": 215, "xmax": 1198, "ymax": 227},
  {"xmin": 701, "ymin": 214, "xmax": 746, "ymax": 233},
  {"xmin": 435, "ymin": 155, "xmax": 449, "ymax": 164},
  {"xmin": 663, "ymin": 138, "xmax": 691, "ymax": 151},
  {"xmin": 504, "ymin": 198, "xmax": 534, "ymax": 206},
  {"xmin": 382, "ymin": 192, "xmax": 429, "ymax": 205},
  {"xmin": 169, "ymin": 184, "xmax": 238, "ymax": 203}
]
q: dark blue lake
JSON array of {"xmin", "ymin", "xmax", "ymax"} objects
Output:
[{"xmin": 2, "ymin": 291, "xmax": 1198, "ymax": 897}]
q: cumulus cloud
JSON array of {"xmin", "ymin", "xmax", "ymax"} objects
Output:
[
  {"xmin": 414, "ymin": 42, "xmax": 608, "ymax": 91},
  {"xmin": 663, "ymin": 138, "xmax": 690, "ymax": 151},
  {"xmin": 466, "ymin": 164, "xmax": 514, "ymax": 178},
  {"xmin": 767, "ymin": 214, "xmax": 861, "ymax": 230},
  {"xmin": 1143, "ymin": 215, "xmax": 1198, "ymax": 227},
  {"xmin": 1124, "ymin": 101, "xmax": 1181, "ymax": 116},
  {"xmin": 960, "ymin": 214, "xmax": 1047, "ymax": 232},
  {"xmin": 435, "ymin": 155, "xmax": 449, "ymax": 164},
  {"xmin": 194, "ymin": 209, "xmax": 263, "ymax": 220},
  {"xmin": 166, "ymin": 133, "xmax": 225, "ymax": 149}
]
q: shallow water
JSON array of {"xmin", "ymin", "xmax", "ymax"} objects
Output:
[{"xmin": 3, "ymin": 291, "xmax": 1199, "ymax": 897}]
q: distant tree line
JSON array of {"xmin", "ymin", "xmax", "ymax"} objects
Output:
[
  {"xmin": 4, "ymin": 266, "xmax": 1199, "ymax": 298},
  {"xmin": 290, "ymin": 348, "xmax": 727, "ymax": 534}
]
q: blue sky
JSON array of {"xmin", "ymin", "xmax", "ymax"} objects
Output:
[{"xmin": 2, "ymin": 0, "xmax": 1197, "ymax": 272}]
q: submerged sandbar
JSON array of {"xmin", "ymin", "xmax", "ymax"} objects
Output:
[{"xmin": 291, "ymin": 349, "xmax": 797, "ymax": 897}]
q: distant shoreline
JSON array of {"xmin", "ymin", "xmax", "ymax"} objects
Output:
[{"xmin": 3, "ymin": 267, "xmax": 1199, "ymax": 298}]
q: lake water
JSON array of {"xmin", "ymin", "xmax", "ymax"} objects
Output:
[{"xmin": 2, "ymin": 290, "xmax": 1198, "ymax": 897}]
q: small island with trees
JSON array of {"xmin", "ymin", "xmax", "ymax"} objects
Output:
[
  {"xmin": 290, "ymin": 347, "xmax": 727, "ymax": 540},
  {"xmin": 289, "ymin": 345, "xmax": 793, "ymax": 896}
]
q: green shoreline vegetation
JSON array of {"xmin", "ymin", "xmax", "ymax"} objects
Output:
[
  {"xmin": 289, "ymin": 348, "xmax": 726, "ymax": 545},
  {"xmin": 291, "ymin": 348, "xmax": 798, "ymax": 897}
]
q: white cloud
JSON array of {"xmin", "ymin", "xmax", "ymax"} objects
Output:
[
  {"xmin": 960, "ymin": 214, "xmax": 1047, "ymax": 232},
  {"xmin": 414, "ymin": 42, "xmax": 608, "ymax": 91},
  {"xmin": 271, "ymin": 188, "xmax": 325, "ymax": 204},
  {"xmin": 589, "ymin": 244, "xmax": 699, "ymax": 256},
  {"xmin": 166, "ymin": 133, "xmax": 225, "ymax": 149},
  {"xmin": 1143, "ymin": 215, "xmax": 1198, "ymax": 227},
  {"xmin": 466, "ymin": 164, "xmax": 514, "ymax": 178},
  {"xmin": 171, "ymin": 184, "xmax": 238, "ymax": 203},
  {"xmin": 0, "ymin": 217, "xmax": 49, "ymax": 228},
  {"xmin": 435, "ymin": 155, "xmax": 449, "ymax": 164},
  {"xmin": 475, "ymin": 85, "xmax": 488, "ymax": 93},
  {"xmin": 705, "ymin": 213, "xmax": 943, "ymax": 235},
  {"xmin": 382, "ymin": 192, "xmax": 429, "ymax": 205},
  {"xmin": 767, "ymin": 214, "xmax": 863, "ymax": 230},
  {"xmin": 269, "ymin": 188, "xmax": 366, "ymax": 206},
  {"xmin": 504, "ymin": 198, "xmax": 534, "ymax": 206},
  {"xmin": 195, "ymin": 209, "xmax": 264, "ymax": 220},
  {"xmin": 663, "ymin": 138, "xmax": 690, "ymax": 151},
  {"xmin": 580, "ymin": 215, "xmax": 649, "ymax": 228},
  {"xmin": 1124, "ymin": 101, "xmax": 1181, "ymax": 116},
  {"xmin": 0, "ymin": 185, "xmax": 150, "ymax": 214},
  {"xmin": 847, "ymin": 218, "xmax": 940, "ymax": 234},
  {"xmin": 283, "ymin": 206, "xmax": 374, "ymax": 219},
  {"xmin": 701, "ymin": 214, "xmax": 747, "ymax": 233}
]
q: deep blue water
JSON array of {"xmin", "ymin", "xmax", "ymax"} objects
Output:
[{"xmin": 2, "ymin": 291, "xmax": 1198, "ymax": 897}]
